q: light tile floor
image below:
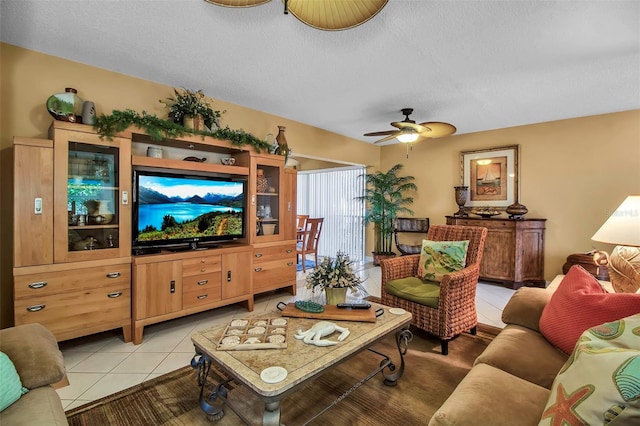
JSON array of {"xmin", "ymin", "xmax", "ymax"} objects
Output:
[{"xmin": 56, "ymin": 263, "xmax": 515, "ymax": 410}]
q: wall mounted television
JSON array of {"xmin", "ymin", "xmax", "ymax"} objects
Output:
[{"xmin": 132, "ymin": 169, "xmax": 247, "ymax": 252}]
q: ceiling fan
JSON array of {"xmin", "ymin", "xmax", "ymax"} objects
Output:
[{"xmin": 363, "ymin": 108, "xmax": 457, "ymax": 144}]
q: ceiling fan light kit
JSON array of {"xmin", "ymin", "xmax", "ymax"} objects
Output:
[
  {"xmin": 204, "ymin": 0, "xmax": 388, "ymax": 30},
  {"xmin": 363, "ymin": 108, "xmax": 457, "ymax": 148}
]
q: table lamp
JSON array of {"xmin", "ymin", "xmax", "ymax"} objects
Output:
[{"xmin": 591, "ymin": 195, "xmax": 640, "ymax": 293}]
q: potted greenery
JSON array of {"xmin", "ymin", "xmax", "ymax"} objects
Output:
[
  {"xmin": 160, "ymin": 88, "xmax": 224, "ymax": 131},
  {"xmin": 357, "ymin": 163, "xmax": 417, "ymax": 266},
  {"xmin": 305, "ymin": 251, "xmax": 366, "ymax": 304}
]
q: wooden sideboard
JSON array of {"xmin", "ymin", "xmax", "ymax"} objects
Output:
[{"xmin": 445, "ymin": 216, "xmax": 546, "ymax": 289}]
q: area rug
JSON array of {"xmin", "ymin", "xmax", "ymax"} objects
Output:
[
  {"xmin": 66, "ymin": 324, "xmax": 500, "ymax": 425},
  {"xmin": 296, "ymin": 259, "xmax": 316, "ymax": 272}
]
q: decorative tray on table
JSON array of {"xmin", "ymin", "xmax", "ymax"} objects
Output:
[{"xmin": 216, "ymin": 318, "xmax": 289, "ymax": 351}]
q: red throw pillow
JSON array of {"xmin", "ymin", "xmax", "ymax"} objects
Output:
[{"xmin": 539, "ymin": 265, "xmax": 640, "ymax": 355}]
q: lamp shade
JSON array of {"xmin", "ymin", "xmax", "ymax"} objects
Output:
[{"xmin": 591, "ymin": 195, "xmax": 640, "ymax": 246}]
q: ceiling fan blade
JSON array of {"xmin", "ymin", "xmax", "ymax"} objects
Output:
[
  {"xmin": 418, "ymin": 122, "xmax": 457, "ymax": 138},
  {"xmin": 373, "ymin": 133, "xmax": 401, "ymax": 144},
  {"xmin": 363, "ymin": 130, "xmax": 396, "ymax": 137},
  {"xmin": 391, "ymin": 121, "xmax": 429, "ymax": 133}
]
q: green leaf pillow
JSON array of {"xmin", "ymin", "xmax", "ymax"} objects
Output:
[
  {"xmin": 417, "ymin": 239, "xmax": 469, "ymax": 282},
  {"xmin": 0, "ymin": 351, "xmax": 28, "ymax": 412}
]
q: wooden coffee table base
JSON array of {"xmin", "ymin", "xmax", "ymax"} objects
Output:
[{"xmin": 191, "ymin": 327, "xmax": 413, "ymax": 425}]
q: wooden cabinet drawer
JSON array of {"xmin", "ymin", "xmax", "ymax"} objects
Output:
[
  {"xmin": 14, "ymin": 264, "xmax": 130, "ymax": 299},
  {"xmin": 253, "ymin": 244, "xmax": 296, "ymax": 263},
  {"xmin": 15, "ymin": 282, "xmax": 130, "ymax": 336},
  {"xmin": 253, "ymin": 258, "xmax": 296, "ymax": 291},
  {"xmin": 183, "ymin": 273, "xmax": 221, "ymax": 293},
  {"xmin": 183, "ymin": 256, "xmax": 222, "ymax": 277},
  {"xmin": 183, "ymin": 284, "xmax": 222, "ymax": 308}
]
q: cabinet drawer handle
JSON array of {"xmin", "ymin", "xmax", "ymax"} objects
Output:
[
  {"xmin": 107, "ymin": 292, "xmax": 122, "ymax": 298},
  {"xmin": 170, "ymin": 280, "xmax": 176, "ymax": 293},
  {"xmin": 227, "ymin": 271, "xmax": 232, "ymax": 282},
  {"xmin": 255, "ymin": 253, "xmax": 263, "ymax": 258},
  {"xmin": 197, "ymin": 280, "xmax": 208, "ymax": 286},
  {"xmin": 106, "ymin": 272, "xmax": 121, "ymax": 279},
  {"xmin": 28, "ymin": 281, "xmax": 47, "ymax": 289},
  {"xmin": 201, "ymin": 259, "xmax": 206, "ymax": 263},
  {"xmin": 287, "ymin": 262, "xmax": 294, "ymax": 266},
  {"xmin": 197, "ymin": 294, "xmax": 208, "ymax": 300},
  {"xmin": 26, "ymin": 304, "xmax": 45, "ymax": 312},
  {"xmin": 254, "ymin": 267, "xmax": 263, "ymax": 272},
  {"xmin": 286, "ymin": 249, "xmax": 293, "ymax": 253},
  {"xmin": 201, "ymin": 268, "xmax": 206, "ymax": 273}
]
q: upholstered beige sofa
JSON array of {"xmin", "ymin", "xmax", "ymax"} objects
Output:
[
  {"xmin": 0, "ymin": 323, "xmax": 68, "ymax": 425},
  {"xmin": 429, "ymin": 286, "xmax": 568, "ymax": 425}
]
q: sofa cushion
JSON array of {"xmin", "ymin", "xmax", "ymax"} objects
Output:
[
  {"xmin": 385, "ymin": 277, "xmax": 440, "ymax": 308},
  {"xmin": 417, "ymin": 239, "xmax": 469, "ymax": 282},
  {"xmin": 539, "ymin": 265, "xmax": 640, "ymax": 355},
  {"xmin": 501, "ymin": 287, "xmax": 553, "ymax": 333},
  {"xmin": 0, "ymin": 323, "xmax": 66, "ymax": 389},
  {"xmin": 0, "ymin": 352, "xmax": 28, "ymax": 411},
  {"xmin": 428, "ymin": 363, "xmax": 550, "ymax": 426},
  {"xmin": 0, "ymin": 386, "xmax": 68, "ymax": 426},
  {"xmin": 539, "ymin": 313, "xmax": 640, "ymax": 425},
  {"xmin": 474, "ymin": 324, "xmax": 568, "ymax": 389}
]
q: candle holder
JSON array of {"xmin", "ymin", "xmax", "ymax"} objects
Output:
[{"xmin": 453, "ymin": 186, "xmax": 469, "ymax": 217}]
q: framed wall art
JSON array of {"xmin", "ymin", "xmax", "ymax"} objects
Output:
[{"xmin": 459, "ymin": 145, "xmax": 519, "ymax": 209}]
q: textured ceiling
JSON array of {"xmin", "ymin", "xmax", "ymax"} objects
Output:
[{"xmin": 2, "ymin": 0, "xmax": 639, "ymax": 145}]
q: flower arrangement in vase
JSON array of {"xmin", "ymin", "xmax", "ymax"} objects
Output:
[
  {"xmin": 305, "ymin": 251, "xmax": 366, "ymax": 304},
  {"xmin": 159, "ymin": 88, "xmax": 224, "ymax": 131}
]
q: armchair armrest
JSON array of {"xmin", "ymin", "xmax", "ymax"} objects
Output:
[
  {"xmin": 501, "ymin": 287, "xmax": 553, "ymax": 332},
  {"xmin": 380, "ymin": 254, "xmax": 420, "ymax": 293},
  {"xmin": 0, "ymin": 323, "xmax": 65, "ymax": 389},
  {"xmin": 438, "ymin": 263, "xmax": 480, "ymax": 312}
]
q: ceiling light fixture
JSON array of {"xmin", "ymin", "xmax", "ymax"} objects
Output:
[
  {"xmin": 204, "ymin": 0, "xmax": 388, "ymax": 31},
  {"xmin": 396, "ymin": 131, "xmax": 419, "ymax": 143}
]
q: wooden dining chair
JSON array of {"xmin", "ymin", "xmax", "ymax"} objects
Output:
[
  {"xmin": 296, "ymin": 217, "xmax": 323, "ymax": 272},
  {"xmin": 296, "ymin": 215, "xmax": 309, "ymax": 242}
]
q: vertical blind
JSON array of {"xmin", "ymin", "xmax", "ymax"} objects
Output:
[{"xmin": 297, "ymin": 166, "xmax": 366, "ymax": 262}]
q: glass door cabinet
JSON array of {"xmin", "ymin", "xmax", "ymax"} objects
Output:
[
  {"xmin": 251, "ymin": 155, "xmax": 285, "ymax": 243},
  {"xmin": 53, "ymin": 129, "xmax": 131, "ymax": 262}
]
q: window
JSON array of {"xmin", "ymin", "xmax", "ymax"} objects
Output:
[{"xmin": 297, "ymin": 166, "xmax": 365, "ymax": 262}]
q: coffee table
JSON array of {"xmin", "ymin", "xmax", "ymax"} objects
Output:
[{"xmin": 190, "ymin": 301, "xmax": 412, "ymax": 425}]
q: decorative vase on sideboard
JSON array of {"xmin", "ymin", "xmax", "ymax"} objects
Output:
[{"xmin": 453, "ymin": 185, "xmax": 469, "ymax": 217}]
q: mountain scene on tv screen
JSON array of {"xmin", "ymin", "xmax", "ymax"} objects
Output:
[{"xmin": 137, "ymin": 184, "xmax": 243, "ymax": 241}]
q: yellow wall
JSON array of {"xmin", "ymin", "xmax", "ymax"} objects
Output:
[
  {"xmin": 0, "ymin": 43, "xmax": 379, "ymax": 327},
  {"xmin": 380, "ymin": 110, "xmax": 640, "ymax": 280},
  {"xmin": 1, "ymin": 42, "xmax": 639, "ymax": 328}
]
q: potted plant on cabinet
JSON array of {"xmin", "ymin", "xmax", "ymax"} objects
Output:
[
  {"xmin": 160, "ymin": 88, "xmax": 224, "ymax": 131},
  {"xmin": 357, "ymin": 164, "xmax": 417, "ymax": 266}
]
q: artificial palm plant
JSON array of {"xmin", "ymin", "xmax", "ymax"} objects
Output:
[{"xmin": 358, "ymin": 164, "xmax": 417, "ymax": 264}]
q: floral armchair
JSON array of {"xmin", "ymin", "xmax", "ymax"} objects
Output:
[{"xmin": 380, "ymin": 224, "xmax": 488, "ymax": 355}]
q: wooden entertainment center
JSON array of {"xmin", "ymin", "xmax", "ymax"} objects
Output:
[{"xmin": 12, "ymin": 122, "xmax": 297, "ymax": 344}]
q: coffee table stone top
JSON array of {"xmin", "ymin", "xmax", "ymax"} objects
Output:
[{"xmin": 191, "ymin": 301, "xmax": 412, "ymax": 397}]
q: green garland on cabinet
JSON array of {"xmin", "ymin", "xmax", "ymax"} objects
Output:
[{"xmin": 93, "ymin": 109, "xmax": 273, "ymax": 152}]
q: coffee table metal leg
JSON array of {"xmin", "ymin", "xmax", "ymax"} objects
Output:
[
  {"xmin": 386, "ymin": 327, "xmax": 413, "ymax": 385},
  {"xmin": 263, "ymin": 401, "xmax": 281, "ymax": 426}
]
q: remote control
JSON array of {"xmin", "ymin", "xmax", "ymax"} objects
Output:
[{"xmin": 336, "ymin": 303, "xmax": 371, "ymax": 309}]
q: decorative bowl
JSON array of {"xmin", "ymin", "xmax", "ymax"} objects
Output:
[
  {"xmin": 472, "ymin": 209, "xmax": 501, "ymax": 218},
  {"xmin": 220, "ymin": 157, "xmax": 236, "ymax": 166}
]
